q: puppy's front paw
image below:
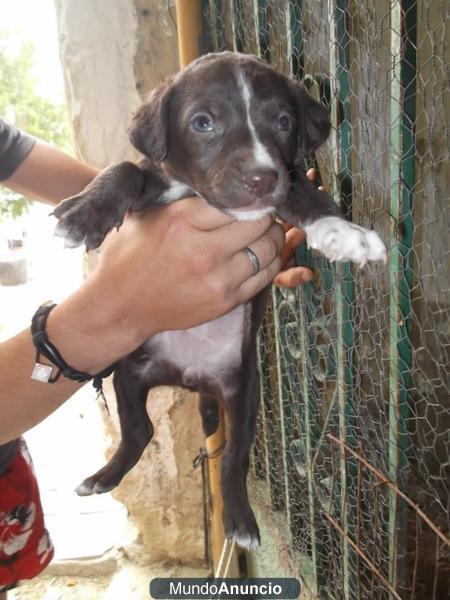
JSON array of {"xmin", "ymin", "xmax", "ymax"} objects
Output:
[
  {"xmin": 53, "ymin": 193, "xmax": 125, "ymax": 251},
  {"xmin": 305, "ymin": 216, "xmax": 387, "ymax": 266},
  {"xmin": 75, "ymin": 471, "xmax": 118, "ymax": 496}
]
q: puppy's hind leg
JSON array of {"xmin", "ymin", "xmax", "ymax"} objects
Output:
[
  {"xmin": 76, "ymin": 361, "xmax": 154, "ymax": 496},
  {"xmin": 220, "ymin": 352, "xmax": 261, "ymax": 550}
]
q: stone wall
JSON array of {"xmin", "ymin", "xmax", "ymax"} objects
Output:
[{"xmin": 54, "ymin": 0, "xmax": 205, "ymax": 564}]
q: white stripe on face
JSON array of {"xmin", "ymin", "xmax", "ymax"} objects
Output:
[{"xmin": 236, "ymin": 69, "xmax": 275, "ymax": 168}]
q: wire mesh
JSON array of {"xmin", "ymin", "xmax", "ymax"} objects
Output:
[{"xmin": 202, "ymin": 1, "xmax": 449, "ymax": 599}]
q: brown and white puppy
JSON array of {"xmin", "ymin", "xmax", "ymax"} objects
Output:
[{"xmin": 53, "ymin": 52, "xmax": 386, "ymax": 550}]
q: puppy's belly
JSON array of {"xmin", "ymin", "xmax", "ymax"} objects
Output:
[{"xmin": 144, "ymin": 304, "xmax": 249, "ymax": 387}]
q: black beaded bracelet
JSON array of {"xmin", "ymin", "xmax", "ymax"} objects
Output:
[{"xmin": 30, "ymin": 303, "xmax": 114, "ymax": 390}]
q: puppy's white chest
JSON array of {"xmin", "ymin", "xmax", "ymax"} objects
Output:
[{"xmin": 150, "ymin": 304, "xmax": 247, "ymax": 382}]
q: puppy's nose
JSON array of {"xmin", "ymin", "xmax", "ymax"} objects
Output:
[{"xmin": 242, "ymin": 169, "xmax": 278, "ymax": 197}]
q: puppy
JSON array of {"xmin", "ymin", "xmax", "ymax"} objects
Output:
[{"xmin": 53, "ymin": 52, "xmax": 386, "ymax": 550}]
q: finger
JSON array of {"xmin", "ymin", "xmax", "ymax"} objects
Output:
[
  {"xmin": 212, "ymin": 212, "xmax": 276, "ymax": 252},
  {"xmin": 182, "ymin": 197, "xmax": 278, "ymax": 236},
  {"xmin": 274, "ymin": 266, "xmax": 314, "ymax": 288},
  {"xmin": 276, "ymin": 217, "xmax": 294, "ymax": 233},
  {"xmin": 306, "ymin": 168, "xmax": 317, "ymax": 182},
  {"xmin": 280, "ymin": 226, "xmax": 307, "ymax": 264},
  {"xmin": 170, "ymin": 196, "xmax": 279, "ymax": 252},
  {"xmin": 284, "ymin": 257, "xmax": 296, "ymax": 268},
  {"xmin": 280, "ymin": 221, "xmax": 293, "ymax": 233},
  {"xmin": 228, "ymin": 221, "xmax": 285, "ymax": 283},
  {"xmin": 236, "ymin": 255, "xmax": 284, "ymax": 302}
]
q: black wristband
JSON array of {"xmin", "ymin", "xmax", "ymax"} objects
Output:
[{"xmin": 30, "ymin": 303, "xmax": 114, "ymax": 386}]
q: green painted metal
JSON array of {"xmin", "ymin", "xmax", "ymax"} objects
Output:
[
  {"xmin": 328, "ymin": 1, "xmax": 358, "ymax": 597},
  {"xmin": 253, "ymin": 0, "xmax": 270, "ymax": 61},
  {"xmin": 256, "ymin": 313, "xmax": 286, "ymax": 511},
  {"xmin": 207, "ymin": 0, "xmax": 223, "ymax": 51},
  {"xmin": 269, "ymin": 6, "xmax": 328, "ymax": 594},
  {"xmin": 230, "ymin": 0, "xmax": 245, "ymax": 52},
  {"xmin": 202, "ymin": 1, "xmax": 420, "ymax": 595},
  {"xmin": 271, "ymin": 286, "xmax": 295, "ymax": 546},
  {"xmin": 388, "ymin": 0, "xmax": 416, "ymax": 593},
  {"xmin": 287, "ymin": 4, "xmax": 323, "ymax": 595},
  {"xmin": 297, "ymin": 281, "xmax": 326, "ymax": 595},
  {"xmin": 271, "ymin": 284, "xmax": 322, "ymax": 593},
  {"xmin": 286, "ymin": 0, "xmax": 304, "ymax": 79}
]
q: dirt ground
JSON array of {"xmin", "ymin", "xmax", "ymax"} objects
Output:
[{"xmin": 10, "ymin": 557, "xmax": 209, "ymax": 600}]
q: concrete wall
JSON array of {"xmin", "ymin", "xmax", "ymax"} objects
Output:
[{"xmin": 54, "ymin": 0, "xmax": 206, "ymax": 565}]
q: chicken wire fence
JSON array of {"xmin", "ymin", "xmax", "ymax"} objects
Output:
[{"xmin": 201, "ymin": 1, "xmax": 449, "ymax": 599}]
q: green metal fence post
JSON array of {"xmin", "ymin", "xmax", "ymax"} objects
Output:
[
  {"xmin": 388, "ymin": 0, "xmax": 417, "ymax": 593},
  {"xmin": 286, "ymin": 0, "xmax": 304, "ymax": 80},
  {"xmin": 207, "ymin": 0, "xmax": 223, "ymax": 51},
  {"xmin": 230, "ymin": 0, "xmax": 245, "ymax": 52},
  {"xmin": 329, "ymin": 0, "xmax": 358, "ymax": 597},
  {"xmin": 253, "ymin": 0, "xmax": 270, "ymax": 61}
]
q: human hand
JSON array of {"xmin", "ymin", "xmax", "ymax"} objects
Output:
[
  {"xmin": 273, "ymin": 168, "xmax": 321, "ymax": 288},
  {"xmin": 47, "ymin": 196, "xmax": 284, "ymax": 373},
  {"xmin": 98, "ymin": 196, "xmax": 284, "ymax": 330}
]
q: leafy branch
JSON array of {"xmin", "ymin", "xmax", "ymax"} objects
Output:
[{"xmin": 0, "ymin": 31, "xmax": 72, "ymax": 221}]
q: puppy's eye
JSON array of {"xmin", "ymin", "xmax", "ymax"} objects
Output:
[
  {"xmin": 277, "ymin": 114, "xmax": 291, "ymax": 131},
  {"xmin": 192, "ymin": 114, "xmax": 215, "ymax": 132}
]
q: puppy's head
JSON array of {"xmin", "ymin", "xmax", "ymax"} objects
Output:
[{"xmin": 129, "ymin": 52, "xmax": 330, "ymax": 219}]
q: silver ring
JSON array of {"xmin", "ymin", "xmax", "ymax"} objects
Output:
[{"xmin": 244, "ymin": 246, "xmax": 260, "ymax": 275}]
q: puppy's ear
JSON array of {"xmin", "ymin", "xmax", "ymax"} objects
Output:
[
  {"xmin": 128, "ymin": 77, "xmax": 174, "ymax": 163},
  {"xmin": 293, "ymin": 85, "xmax": 331, "ymax": 157},
  {"xmin": 302, "ymin": 93, "xmax": 331, "ymax": 155}
]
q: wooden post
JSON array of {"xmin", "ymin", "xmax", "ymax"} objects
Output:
[
  {"xmin": 206, "ymin": 406, "xmax": 227, "ymax": 571},
  {"xmin": 175, "ymin": 0, "xmax": 203, "ymax": 68},
  {"xmin": 175, "ymin": 0, "xmax": 239, "ymax": 577}
]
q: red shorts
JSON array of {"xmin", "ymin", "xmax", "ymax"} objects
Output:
[{"xmin": 0, "ymin": 439, "xmax": 53, "ymax": 590}]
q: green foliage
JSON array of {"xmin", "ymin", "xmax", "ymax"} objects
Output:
[
  {"xmin": 0, "ymin": 189, "xmax": 29, "ymax": 221},
  {"xmin": 0, "ymin": 31, "xmax": 72, "ymax": 221}
]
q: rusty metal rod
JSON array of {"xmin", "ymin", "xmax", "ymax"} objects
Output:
[
  {"xmin": 323, "ymin": 512, "xmax": 402, "ymax": 600},
  {"xmin": 327, "ymin": 434, "xmax": 450, "ymax": 547}
]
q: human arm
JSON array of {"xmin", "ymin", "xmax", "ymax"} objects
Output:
[{"xmin": 2, "ymin": 138, "xmax": 99, "ymax": 205}]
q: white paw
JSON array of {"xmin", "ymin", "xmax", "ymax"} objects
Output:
[
  {"xmin": 229, "ymin": 532, "xmax": 260, "ymax": 551},
  {"xmin": 305, "ymin": 217, "xmax": 387, "ymax": 266},
  {"xmin": 54, "ymin": 220, "xmax": 84, "ymax": 249},
  {"xmin": 75, "ymin": 479, "xmax": 112, "ymax": 496},
  {"xmin": 75, "ymin": 481, "xmax": 95, "ymax": 496}
]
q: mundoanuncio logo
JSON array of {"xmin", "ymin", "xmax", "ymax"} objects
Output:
[{"xmin": 149, "ymin": 577, "xmax": 301, "ymax": 599}]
